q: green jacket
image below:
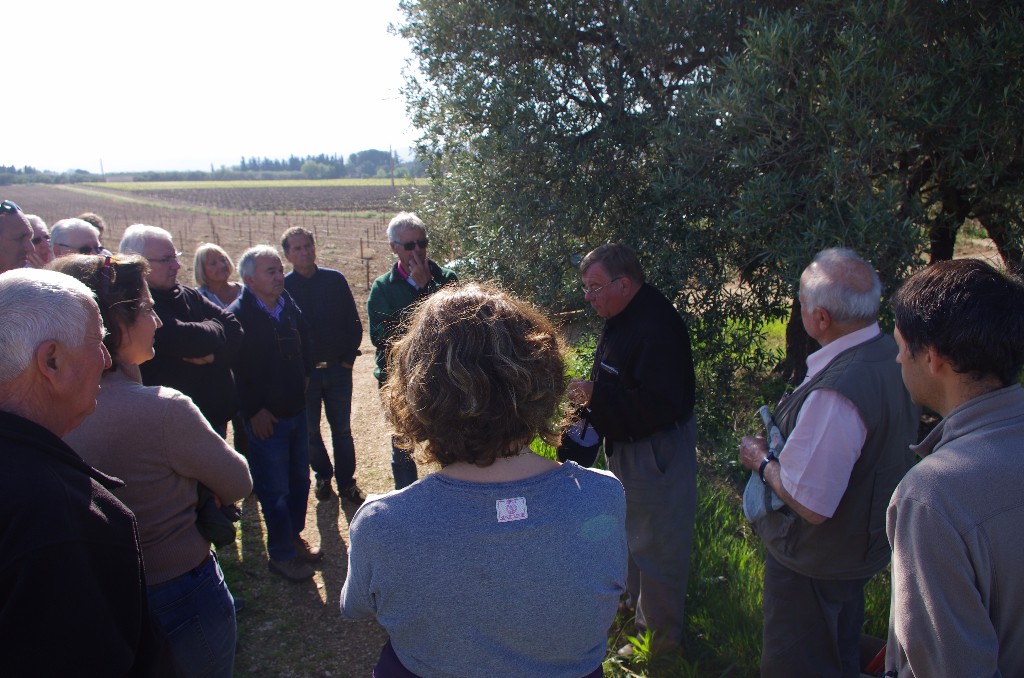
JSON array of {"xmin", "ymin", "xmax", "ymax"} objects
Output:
[{"xmin": 367, "ymin": 261, "xmax": 457, "ymax": 383}]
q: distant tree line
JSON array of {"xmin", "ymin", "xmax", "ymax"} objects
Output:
[
  {"xmin": 0, "ymin": 166, "xmax": 99, "ymax": 186},
  {"xmin": 1, "ymin": 149, "xmax": 426, "ymax": 185},
  {"xmin": 234, "ymin": 150, "xmax": 424, "ymax": 179}
]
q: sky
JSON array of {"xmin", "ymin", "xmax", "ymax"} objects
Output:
[{"xmin": 7, "ymin": 1, "xmax": 418, "ymax": 174}]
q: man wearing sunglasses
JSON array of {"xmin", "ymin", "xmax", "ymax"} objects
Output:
[
  {"xmin": 25, "ymin": 215, "xmax": 54, "ymax": 268},
  {"xmin": 0, "ymin": 199, "xmax": 34, "ymax": 273},
  {"xmin": 368, "ymin": 212, "xmax": 457, "ymax": 489},
  {"xmin": 50, "ymin": 218, "xmax": 104, "ymax": 258}
]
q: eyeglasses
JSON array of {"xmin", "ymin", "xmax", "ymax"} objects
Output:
[
  {"xmin": 395, "ymin": 238, "xmax": 429, "ymax": 251},
  {"xmin": 147, "ymin": 251, "xmax": 182, "ymax": 265},
  {"xmin": 111, "ymin": 298, "xmax": 157, "ymax": 314},
  {"xmin": 31, "ymin": 234, "xmax": 51, "ymax": 245},
  {"xmin": 0, "ymin": 200, "xmax": 22, "ymax": 214},
  {"xmin": 582, "ymin": 277, "xmax": 622, "ymax": 297},
  {"xmin": 55, "ymin": 243, "xmax": 105, "ymax": 255}
]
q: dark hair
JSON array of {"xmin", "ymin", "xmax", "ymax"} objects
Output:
[
  {"xmin": 382, "ymin": 282, "xmax": 567, "ymax": 466},
  {"xmin": 579, "ymin": 243, "xmax": 645, "ymax": 284},
  {"xmin": 48, "ymin": 254, "xmax": 151, "ymax": 362},
  {"xmin": 281, "ymin": 226, "xmax": 315, "ymax": 252},
  {"xmin": 76, "ymin": 212, "xmax": 107, "ymax": 236},
  {"xmin": 893, "ymin": 258, "xmax": 1024, "ymax": 386}
]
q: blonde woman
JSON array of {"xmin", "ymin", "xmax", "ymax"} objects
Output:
[{"xmin": 194, "ymin": 243, "xmax": 243, "ymax": 308}]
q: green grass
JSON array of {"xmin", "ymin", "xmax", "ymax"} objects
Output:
[{"xmin": 88, "ymin": 177, "xmax": 430, "ymax": 191}]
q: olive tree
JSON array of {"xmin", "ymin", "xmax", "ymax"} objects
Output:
[{"xmin": 398, "ymin": 0, "xmax": 1024, "ymax": 414}]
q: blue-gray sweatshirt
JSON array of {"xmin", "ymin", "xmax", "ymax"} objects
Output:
[{"xmin": 341, "ymin": 461, "xmax": 627, "ymax": 678}]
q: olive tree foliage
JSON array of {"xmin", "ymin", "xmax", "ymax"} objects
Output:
[
  {"xmin": 684, "ymin": 0, "xmax": 1024, "ymax": 379},
  {"xmin": 397, "ymin": 0, "xmax": 773, "ymax": 308},
  {"xmin": 398, "ymin": 0, "xmax": 1024, "ymax": 426},
  {"xmin": 397, "ymin": 0, "xmax": 790, "ymax": 441}
]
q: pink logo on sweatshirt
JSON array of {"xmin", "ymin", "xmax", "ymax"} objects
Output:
[{"xmin": 496, "ymin": 497, "xmax": 528, "ymax": 522}]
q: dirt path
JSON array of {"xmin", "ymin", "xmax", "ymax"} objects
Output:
[{"xmin": 225, "ymin": 327, "xmax": 414, "ymax": 677}]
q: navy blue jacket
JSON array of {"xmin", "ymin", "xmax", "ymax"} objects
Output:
[{"xmin": 227, "ymin": 288, "xmax": 313, "ymax": 420}]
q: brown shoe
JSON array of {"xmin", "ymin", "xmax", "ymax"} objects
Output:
[
  {"xmin": 294, "ymin": 536, "xmax": 323, "ymax": 563},
  {"xmin": 314, "ymin": 478, "xmax": 337, "ymax": 501},
  {"xmin": 268, "ymin": 557, "xmax": 314, "ymax": 582},
  {"xmin": 339, "ymin": 483, "xmax": 366, "ymax": 506}
]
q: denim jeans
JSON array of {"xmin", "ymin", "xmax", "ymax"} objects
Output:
[
  {"xmin": 305, "ymin": 363, "xmax": 357, "ymax": 489},
  {"xmin": 391, "ymin": 436, "xmax": 418, "ymax": 490},
  {"xmin": 147, "ymin": 551, "xmax": 236, "ymax": 678},
  {"xmin": 244, "ymin": 412, "xmax": 310, "ymax": 561}
]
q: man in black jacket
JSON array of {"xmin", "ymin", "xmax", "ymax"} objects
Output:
[
  {"xmin": 119, "ymin": 224, "xmax": 243, "ymax": 436},
  {"xmin": 228, "ymin": 245, "xmax": 318, "ymax": 582},
  {"xmin": 0, "ymin": 268, "xmax": 168, "ymax": 675},
  {"xmin": 282, "ymin": 226, "xmax": 364, "ymax": 505},
  {"xmin": 570, "ymin": 243, "xmax": 697, "ymax": 656}
]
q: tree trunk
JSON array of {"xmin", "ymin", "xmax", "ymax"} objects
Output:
[
  {"xmin": 773, "ymin": 297, "xmax": 820, "ymax": 386},
  {"xmin": 928, "ymin": 222, "xmax": 958, "ymax": 263},
  {"xmin": 982, "ymin": 220, "xmax": 1024, "ymax": 275}
]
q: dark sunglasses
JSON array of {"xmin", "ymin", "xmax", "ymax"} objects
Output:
[
  {"xmin": 31, "ymin": 234, "xmax": 51, "ymax": 245},
  {"xmin": 55, "ymin": 244, "xmax": 104, "ymax": 255},
  {"xmin": 1, "ymin": 200, "xmax": 22, "ymax": 214},
  {"xmin": 397, "ymin": 238, "xmax": 429, "ymax": 251}
]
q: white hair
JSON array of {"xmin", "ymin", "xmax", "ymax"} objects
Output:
[
  {"xmin": 0, "ymin": 269, "xmax": 98, "ymax": 382},
  {"xmin": 800, "ymin": 248, "xmax": 882, "ymax": 322},
  {"xmin": 387, "ymin": 212, "xmax": 426, "ymax": 243},
  {"xmin": 50, "ymin": 218, "xmax": 99, "ymax": 245},
  {"xmin": 119, "ymin": 224, "xmax": 174, "ymax": 255},
  {"xmin": 237, "ymin": 245, "xmax": 281, "ymax": 280}
]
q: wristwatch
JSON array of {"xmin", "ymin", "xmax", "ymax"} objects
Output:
[{"xmin": 759, "ymin": 452, "xmax": 779, "ymax": 483}]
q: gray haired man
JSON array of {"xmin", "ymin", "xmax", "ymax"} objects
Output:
[
  {"xmin": 0, "ymin": 268, "xmax": 167, "ymax": 673},
  {"xmin": 739, "ymin": 248, "xmax": 918, "ymax": 677},
  {"xmin": 50, "ymin": 217, "xmax": 104, "ymax": 257},
  {"xmin": 228, "ymin": 246, "xmax": 318, "ymax": 581}
]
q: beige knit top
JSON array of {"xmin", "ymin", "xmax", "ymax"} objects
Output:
[{"xmin": 65, "ymin": 368, "xmax": 252, "ymax": 585}]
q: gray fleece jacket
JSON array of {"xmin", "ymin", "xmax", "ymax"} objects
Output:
[{"xmin": 886, "ymin": 384, "xmax": 1024, "ymax": 677}]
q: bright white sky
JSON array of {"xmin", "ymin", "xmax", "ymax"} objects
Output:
[{"xmin": 7, "ymin": 1, "xmax": 417, "ymax": 173}]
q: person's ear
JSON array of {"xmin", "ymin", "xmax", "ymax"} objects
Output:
[
  {"xmin": 34, "ymin": 340, "xmax": 62, "ymax": 387},
  {"xmin": 924, "ymin": 345, "xmax": 947, "ymax": 375},
  {"xmin": 814, "ymin": 306, "xmax": 832, "ymax": 332}
]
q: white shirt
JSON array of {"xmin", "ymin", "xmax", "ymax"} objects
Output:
[{"xmin": 779, "ymin": 323, "xmax": 879, "ymax": 518}]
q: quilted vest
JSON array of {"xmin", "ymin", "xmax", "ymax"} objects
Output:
[{"xmin": 754, "ymin": 333, "xmax": 917, "ymax": 579}]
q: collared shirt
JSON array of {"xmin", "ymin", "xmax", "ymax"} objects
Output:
[
  {"xmin": 779, "ymin": 323, "xmax": 879, "ymax": 517},
  {"xmin": 254, "ymin": 294, "xmax": 286, "ymax": 321},
  {"xmin": 395, "ymin": 261, "xmax": 419, "ymax": 289}
]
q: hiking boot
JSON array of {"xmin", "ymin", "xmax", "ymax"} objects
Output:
[
  {"xmin": 268, "ymin": 557, "xmax": 314, "ymax": 582},
  {"xmin": 294, "ymin": 536, "xmax": 324, "ymax": 563},
  {"xmin": 314, "ymin": 478, "xmax": 336, "ymax": 501},
  {"xmin": 339, "ymin": 483, "xmax": 366, "ymax": 507}
]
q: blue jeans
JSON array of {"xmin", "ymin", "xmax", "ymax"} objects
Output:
[
  {"xmin": 147, "ymin": 551, "xmax": 236, "ymax": 678},
  {"xmin": 244, "ymin": 412, "xmax": 310, "ymax": 561},
  {"xmin": 391, "ymin": 435, "xmax": 418, "ymax": 490},
  {"xmin": 306, "ymin": 363, "xmax": 357, "ymax": 489}
]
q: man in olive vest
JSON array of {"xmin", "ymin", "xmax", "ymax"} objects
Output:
[{"xmin": 739, "ymin": 248, "xmax": 918, "ymax": 677}]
